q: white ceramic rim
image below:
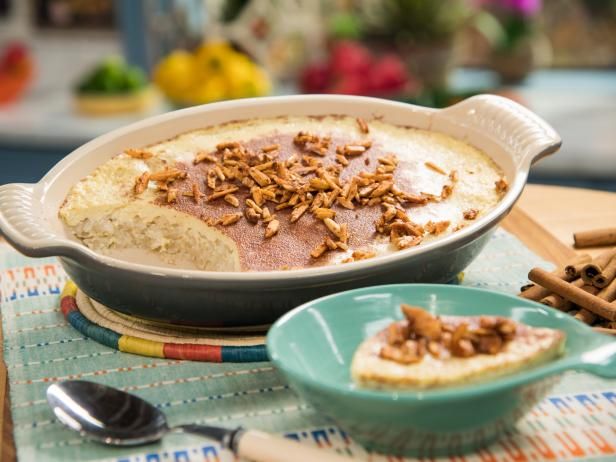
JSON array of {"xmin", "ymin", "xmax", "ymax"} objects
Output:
[{"xmin": 0, "ymin": 94, "xmax": 561, "ymax": 282}]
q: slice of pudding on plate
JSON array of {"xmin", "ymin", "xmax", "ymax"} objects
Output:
[{"xmin": 351, "ymin": 304, "xmax": 565, "ymax": 389}]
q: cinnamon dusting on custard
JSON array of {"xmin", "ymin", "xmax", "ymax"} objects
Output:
[
  {"xmin": 123, "ymin": 125, "xmax": 498, "ymax": 269},
  {"xmin": 133, "ymin": 131, "xmax": 472, "ymax": 261}
]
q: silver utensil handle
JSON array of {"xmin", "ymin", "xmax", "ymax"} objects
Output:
[{"xmin": 236, "ymin": 429, "xmax": 355, "ymax": 462}]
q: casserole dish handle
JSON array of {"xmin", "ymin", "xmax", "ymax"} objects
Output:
[
  {"xmin": 575, "ymin": 340, "xmax": 616, "ymax": 379},
  {"xmin": 0, "ymin": 183, "xmax": 77, "ymax": 258},
  {"xmin": 435, "ymin": 94, "xmax": 562, "ymax": 168}
]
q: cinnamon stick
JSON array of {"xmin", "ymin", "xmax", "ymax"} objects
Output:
[
  {"xmin": 597, "ymin": 276, "xmax": 616, "ymax": 302},
  {"xmin": 540, "ymin": 294, "xmax": 572, "ymax": 311},
  {"xmin": 575, "ymin": 309, "xmax": 597, "ymax": 325},
  {"xmin": 580, "ymin": 248, "xmax": 616, "ymax": 284},
  {"xmin": 565, "ymin": 257, "xmax": 592, "ymax": 279},
  {"xmin": 573, "ymin": 285, "xmax": 600, "ymax": 325},
  {"xmin": 520, "ymin": 254, "xmax": 591, "ymax": 301},
  {"xmin": 574, "ymin": 227, "xmax": 616, "ymax": 248},
  {"xmin": 540, "ymin": 279, "xmax": 585, "ymax": 311},
  {"xmin": 528, "ymin": 267, "xmax": 616, "ymax": 321},
  {"xmin": 592, "ymin": 254, "xmax": 616, "ymax": 288},
  {"xmin": 593, "ymin": 326, "xmax": 616, "ymax": 336},
  {"xmin": 520, "ymin": 283, "xmax": 535, "ymax": 292}
]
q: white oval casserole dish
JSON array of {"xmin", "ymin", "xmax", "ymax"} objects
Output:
[{"xmin": 0, "ymin": 95, "xmax": 560, "ymax": 326}]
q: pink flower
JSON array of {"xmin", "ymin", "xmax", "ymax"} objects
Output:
[{"xmin": 478, "ymin": 0, "xmax": 542, "ymax": 16}]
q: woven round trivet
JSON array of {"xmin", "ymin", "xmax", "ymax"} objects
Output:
[{"xmin": 60, "ymin": 281, "xmax": 268, "ymax": 362}]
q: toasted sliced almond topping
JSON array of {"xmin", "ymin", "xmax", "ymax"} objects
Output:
[
  {"xmin": 378, "ymin": 154, "xmax": 398, "ymax": 166},
  {"xmin": 425, "ymin": 161, "xmax": 446, "ymax": 175},
  {"xmin": 288, "ymin": 193, "xmax": 300, "ymax": 206},
  {"xmin": 126, "ymin": 148, "xmax": 153, "ymax": 159},
  {"xmin": 335, "ymin": 197, "xmax": 354, "ymax": 210},
  {"xmin": 224, "ymin": 194, "xmax": 239, "ymax": 207},
  {"xmin": 440, "ymin": 184, "xmax": 454, "ymax": 200},
  {"xmin": 207, "ymin": 186, "xmax": 239, "ymax": 201},
  {"xmin": 216, "ymin": 141, "xmax": 240, "ymax": 151},
  {"xmin": 324, "ymin": 189, "xmax": 339, "ymax": 208},
  {"xmin": 381, "ymin": 204, "xmax": 397, "ymax": 223},
  {"xmin": 150, "ymin": 168, "xmax": 186, "ymax": 182},
  {"xmin": 219, "ymin": 213, "xmax": 241, "ymax": 226},
  {"xmin": 463, "ymin": 208, "xmax": 479, "ymax": 220},
  {"xmin": 344, "ymin": 145, "xmax": 366, "ymax": 156},
  {"xmin": 192, "ymin": 183, "xmax": 205, "ymax": 203},
  {"xmin": 356, "ymin": 117, "xmax": 369, "ymax": 134},
  {"xmin": 314, "ymin": 207, "xmax": 336, "ymax": 220},
  {"xmin": 394, "ymin": 235, "xmax": 423, "ymax": 250},
  {"xmin": 495, "ymin": 178, "xmax": 509, "ymax": 193},
  {"xmin": 213, "ymin": 165, "xmax": 226, "ymax": 181},
  {"xmin": 194, "ymin": 151, "xmax": 217, "ymax": 164},
  {"xmin": 166, "ymin": 188, "xmax": 178, "ymax": 203},
  {"xmin": 335, "ymin": 155, "xmax": 349, "ymax": 166},
  {"xmin": 336, "ymin": 241, "xmax": 349, "ymax": 251},
  {"xmin": 254, "ymin": 161, "xmax": 274, "ymax": 171},
  {"xmin": 310, "ymin": 146, "xmax": 327, "ymax": 157},
  {"xmin": 371, "ymin": 181, "xmax": 393, "ymax": 198},
  {"xmin": 425, "ymin": 220, "xmax": 450, "ymax": 235},
  {"xmin": 309, "ymin": 178, "xmax": 330, "ymax": 190},
  {"xmin": 134, "ymin": 172, "xmax": 150, "ymax": 195},
  {"xmin": 265, "ymin": 219, "xmax": 280, "ymax": 238},
  {"xmin": 290, "ymin": 203, "xmax": 309, "ymax": 223},
  {"xmin": 310, "ymin": 242, "xmax": 328, "ymax": 258},
  {"xmin": 206, "ymin": 170, "xmax": 217, "ymax": 190},
  {"xmin": 359, "ymin": 183, "xmax": 378, "ymax": 198},
  {"xmin": 398, "ymin": 191, "xmax": 429, "ymax": 205},
  {"xmin": 251, "ymin": 187, "xmax": 264, "ymax": 206},
  {"xmin": 245, "ymin": 198, "xmax": 263, "ymax": 214},
  {"xmin": 261, "ymin": 144, "xmax": 280, "ymax": 153},
  {"xmin": 324, "ymin": 218, "xmax": 341, "ymax": 237},
  {"xmin": 377, "ymin": 164, "xmax": 396, "ymax": 174},
  {"xmin": 353, "ymin": 249, "xmax": 376, "ymax": 261},
  {"xmin": 324, "ymin": 236, "xmax": 338, "ymax": 250},
  {"xmin": 244, "ymin": 207, "xmax": 260, "ymax": 224},
  {"xmin": 249, "ymin": 167, "xmax": 272, "ymax": 187},
  {"xmin": 261, "ymin": 188, "xmax": 276, "ymax": 200}
]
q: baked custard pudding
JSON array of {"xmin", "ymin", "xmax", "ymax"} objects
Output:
[
  {"xmin": 59, "ymin": 116, "xmax": 508, "ymax": 271},
  {"xmin": 351, "ymin": 304, "xmax": 565, "ymax": 389}
]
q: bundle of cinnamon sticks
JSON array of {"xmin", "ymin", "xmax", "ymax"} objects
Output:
[{"xmin": 520, "ymin": 248, "xmax": 616, "ymax": 335}]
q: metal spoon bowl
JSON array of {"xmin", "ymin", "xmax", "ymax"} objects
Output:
[{"xmin": 47, "ymin": 380, "xmax": 351, "ymax": 462}]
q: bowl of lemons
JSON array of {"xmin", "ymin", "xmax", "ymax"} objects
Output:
[{"xmin": 154, "ymin": 41, "xmax": 271, "ymax": 107}]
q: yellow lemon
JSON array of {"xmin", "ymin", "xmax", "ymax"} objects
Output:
[
  {"xmin": 224, "ymin": 56, "xmax": 271, "ymax": 99},
  {"xmin": 251, "ymin": 67, "xmax": 272, "ymax": 96},
  {"xmin": 153, "ymin": 50, "xmax": 196, "ymax": 101},
  {"xmin": 195, "ymin": 41, "xmax": 235, "ymax": 75},
  {"xmin": 191, "ymin": 75, "xmax": 228, "ymax": 104}
]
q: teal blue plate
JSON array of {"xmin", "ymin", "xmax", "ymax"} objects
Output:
[{"xmin": 266, "ymin": 284, "xmax": 616, "ymax": 457}]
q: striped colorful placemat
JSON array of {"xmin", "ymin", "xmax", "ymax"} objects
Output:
[
  {"xmin": 1, "ymin": 228, "xmax": 614, "ymax": 462},
  {"xmin": 60, "ymin": 282, "xmax": 268, "ymax": 363}
]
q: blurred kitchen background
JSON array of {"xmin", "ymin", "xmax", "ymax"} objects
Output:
[{"xmin": 0, "ymin": 0, "xmax": 614, "ymax": 188}]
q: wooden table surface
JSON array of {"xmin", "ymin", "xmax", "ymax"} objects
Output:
[{"xmin": 1, "ymin": 184, "xmax": 615, "ymax": 461}]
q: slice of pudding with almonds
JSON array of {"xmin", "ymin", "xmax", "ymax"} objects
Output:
[
  {"xmin": 351, "ymin": 305, "xmax": 565, "ymax": 389},
  {"xmin": 59, "ymin": 115, "xmax": 507, "ymax": 271}
]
